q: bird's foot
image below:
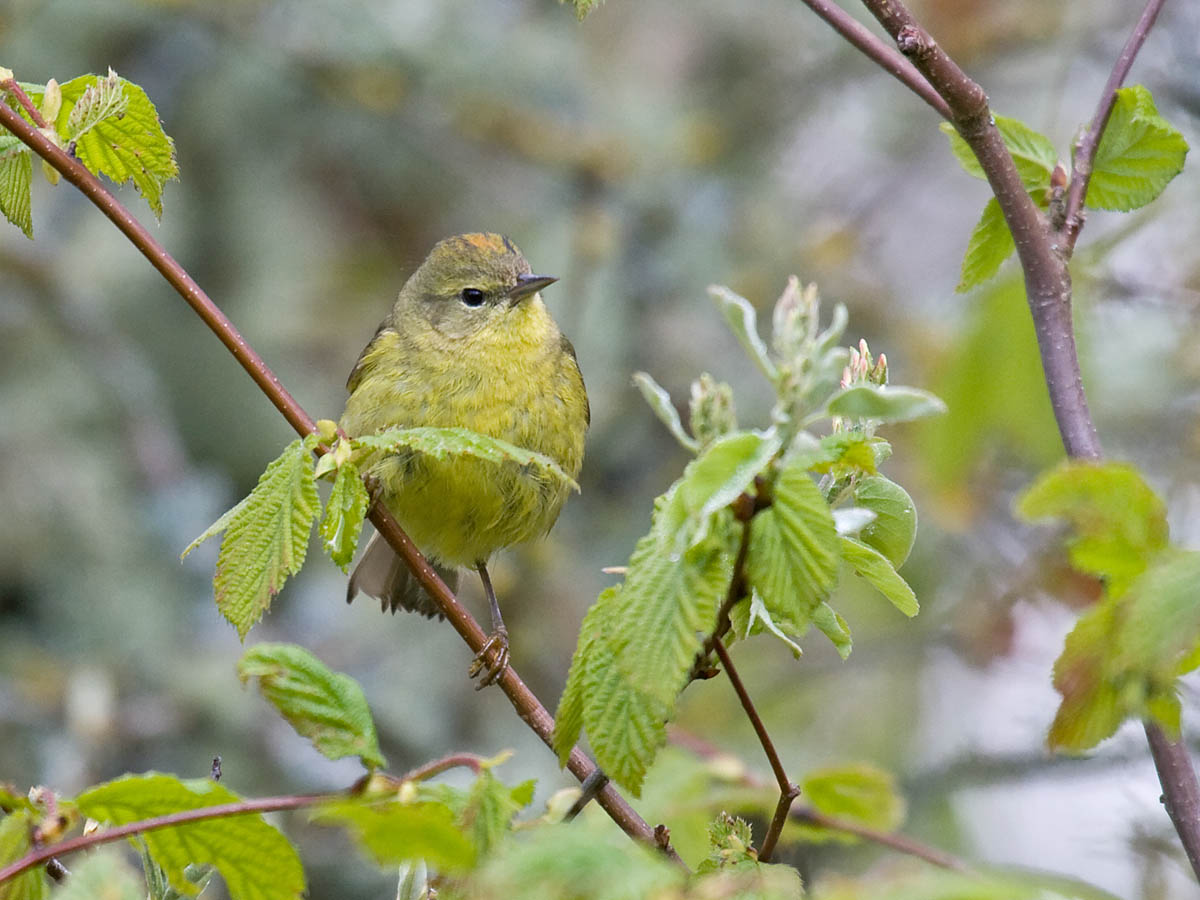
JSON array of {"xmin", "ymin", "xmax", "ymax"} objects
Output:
[{"xmin": 469, "ymin": 626, "xmax": 510, "ymax": 690}]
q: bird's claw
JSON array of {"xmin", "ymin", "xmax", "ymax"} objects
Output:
[{"xmin": 469, "ymin": 627, "xmax": 510, "ymax": 689}]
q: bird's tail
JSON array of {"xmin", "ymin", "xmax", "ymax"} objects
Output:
[{"xmin": 346, "ymin": 532, "xmax": 457, "ymax": 618}]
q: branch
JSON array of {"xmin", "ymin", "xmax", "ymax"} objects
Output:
[
  {"xmin": 797, "ymin": 0, "xmax": 951, "ymax": 120},
  {"xmin": 805, "ymin": 0, "xmax": 1200, "ymax": 878},
  {"xmin": 712, "ymin": 638, "xmax": 798, "ymax": 862},
  {"xmin": 1062, "ymin": 0, "xmax": 1168, "ymax": 252},
  {"xmin": 0, "ymin": 792, "xmax": 329, "ymax": 885},
  {"xmin": 0, "ymin": 94, "xmax": 677, "ymax": 866}
]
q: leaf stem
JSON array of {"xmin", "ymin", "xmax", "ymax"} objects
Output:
[
  {"xmin": 712, "ymin": 637, "xmax": 797, "ymax": 862},
  {"xmin": 0, "ymin": 92, "xmax": 677, "ymax": 867},
  {"xmin": 1062, "ymin": 0, "xmax": 1168, "ymax": 252}
]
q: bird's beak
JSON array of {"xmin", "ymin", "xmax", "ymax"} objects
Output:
[{"xmin": 508, "ymin": 273, "xmax": 558, "ymax": 302}]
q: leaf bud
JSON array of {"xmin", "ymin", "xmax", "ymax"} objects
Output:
[
  {"xmin": 689, "ymin": 373, "xmax": 737, "ymax": 447},
  {"xmin": 40, "ymin": 78, "xmax": 61, "ymax": 124}
]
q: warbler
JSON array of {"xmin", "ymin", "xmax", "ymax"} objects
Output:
[{"xmin": 341, "ymin": 233, "xmax": 589, "ymax": 683}]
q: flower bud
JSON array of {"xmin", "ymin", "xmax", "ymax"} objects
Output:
[{"xmin": 689, "ymin": 373, "xmax": 737, "ymax": 446}]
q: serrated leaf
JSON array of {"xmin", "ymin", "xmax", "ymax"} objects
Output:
[
  {"xmin": 553, "ymin": 591, "xmax": 611, "ymax": 764},
  {"xmin": 940, "ymin": 116, "xmax": 1057, "ymax": 189},
  {"xmin": 77, "ymin": 773, "xmax": 305, "ymax": 900},
  {"xmin": 853, "ymin": 475, "xmax": 917, "ymax": 567},
  {"xmin": 1016, "ymin": 461, "xmax": 1167, "ymax": 593},
  {"xmin": 205, "ymin": 438, "xmax": 320, "ymax": 638},
  {"xmin": 1049, "ymin": 551, "xmax": 1200, "ymax": 751},
  {"xmin": 0, "ymin": 810, "xmax": 49, "ymax": 900},
  {"xmin": 709, "ymin": 285, "xmax": 779, "ymax": 383},
  {"xmin": 957, "ymin": 197, "xmax": 1015, "ymax": 292},
  {"xmin": 352, "ymin": 426, "xmax": 577, "ymax": 491},
  {"xmin": 56, "ymin": 71, "xmax": 177, "ymax": 218},
  {"xmin": 827, "ymin": 384, "xmax": 947, "ymax": 424},
  {"xmin": 64, "ymin": 69, "xmax": 128, "ymax": 142},
  {"xmin": 841, "ymin": 537, "xmax": 918, "ymax": 617},
  {"xmin": 800, "ymin": 763, "xmax": 905, "ymax": 839},
  {"xmin": 746, "ymin": 461, "xmax": 841, "ymax": 642},
  {"xmin": 633, "ymin": 372, "xmax": 699, "ymax": 452},
  {"xmin": 1087, "ymin": 85, "xmax": 1188, "ymax": 212},
  {"xmin": 697, "ymin": 813, "xmax": 756, "ymax": 874},
  {"xmin": 319, "ymin": 461, "xmax": 368, "ymax": 572},
  {"xmin": 238, "ymin": 643, "xmax": 385, "ymax": 770},
  {"xmin": 312, "ymin": 798, "xmax": 475, "ymax": 872},
  {"xmin": 0, "ymin": 137, "xmax": 32, "ymax": 239}
]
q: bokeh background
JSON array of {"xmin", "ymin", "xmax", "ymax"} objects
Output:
[{"xmin": 2, "ymin": 0, "xmax": 1200, "ymax": 897}]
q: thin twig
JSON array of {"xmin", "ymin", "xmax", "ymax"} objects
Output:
[
  {"xmin": 712, "ymin": 638, "xmax": 797, "ymax": 862},
  {"xmin": 797, "ymin": 0, "xmax": 950, "ymax": 120},
  {"xmin": 0, "ymin": 96, "xmax": 678, "ymax": 867},
  {"xmin": 1144, "ymin": 721, "xmax": 1200, "ymax": 880},
  {"xmin": 0, "ymin": 793, "xmax": 329, "ymax": 884},
  {"xmin": 0, "ymin": 79, "xmax": 49, "ymax": 129},
  {"xmin": 669, "ymin": 728, "xmax": 970, "ymax": 871},
  {"xmin": 399, "ymin": 753, "xmax": 487, "ymax": 783},
  {"xmin": 1062, "ymin": 0, "xmax": 1168, "ymax": 252}
]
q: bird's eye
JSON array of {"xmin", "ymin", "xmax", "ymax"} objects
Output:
[{"xmin": 460, "ymin": 288, "xmax": 486, "ymax": 307}]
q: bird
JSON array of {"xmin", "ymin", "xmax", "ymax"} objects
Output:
[{"xmin": 340, "ymin": 233, "xmax": 589, "ymax": 685}]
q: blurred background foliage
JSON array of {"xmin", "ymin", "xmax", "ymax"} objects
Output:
[{"xmin": 1, "ymin": 0, "xmax": 1199, "ymax": 897}]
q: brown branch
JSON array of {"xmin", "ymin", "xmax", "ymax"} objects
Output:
[
  {"xmin": 0, "ymin": 91, "xmax": 677, "ymax": 867},
  {"xmin": 1062, "ymin": 0, "xmax": 1168, "ymax": 252},
  {"xmin": 712, "ymin": 638, "xmax": 797, "ymax": 862},
  {"xmin": 797, "ymin": 0, "xmax": 950, "ymax": 120},
  {"xmin": 808, "ymin": 0, "xmax": 1200, "ymax": 879},
  {"xmin": 399, "ymin": 753, "xmax": 487, "ymax": 783},
  {"xmin": 0, "ymin": 792, "xmax": 329, "ymax": 885}
]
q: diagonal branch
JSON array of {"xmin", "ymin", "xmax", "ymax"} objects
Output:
[
  {"xmin": 0, "ymin": 95, "xmax": 677, "ymax": 866},
  {"xmin": 801, "ymin": 0, "xmax": 1200, "ymax": 879},
  {"xmin": 1062, "ymin": 0, "xmax": 1168, "ymax": 252}
]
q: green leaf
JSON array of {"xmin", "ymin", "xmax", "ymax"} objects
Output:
[
  {"xmin": 632, "ymin": 372, "xmax": 699, "ymax": 452},
  {"xmin": 1016, "ymin": 461, "xmax": 1168, "ymax": 593},
  {"xmin": 811, "ymin": 602, "xmax": 853, "ymax": 659},
  {"xmin": 1087, "ymin": 85, "xmax": 1188, "ymax": 212},
  {"xmin": 352, "ymin": 426, "xmax": 578, "ymax": 491},
  {"xmin": 957, "ymin": 197, "xmax": 1015, "ymax": 292},
  {"xmin": 237, "ymin": 643, "xmax": 385, "ymax": 770},
  {"xmin": 196, "ymin": 438, "xmax": 321, "ymax": 638},
  {"xmin": 746, "ymin": 461, "xmax": 841, "ymax": 646},
  {"xmin": 0, "ymin": 137, "xmax": 32, "ymax": 239},
  {"xmin": 798, "ymin": 763, "xmax": 905, "ymax": 841},
  {"xmin": 460, "ymin": 770, "xmax": 535, "ymax": 858},
  {"xmin": 841, "ymin": 537, "xmax": 919, "ymax": 617},
  {"xmin": 709, "ymin": 285, "xmax": 779, "ymax": 384},
  {"xmin": 940, "ymin": 116, "xmax": 1057, "ymax": 189},
  {"xmin": 312, "ymin": 798, "xmax": 475, "ymax": 872},
  {"xmin": 853, "ymin": 475, "xmax": 917, "ymax": 567},
  {"xmin": 0, "ymin": 810, "xmax": 49, "ymax": 900},
  {"xmin": 1049, "ymin": 551, "xmax": 1200, "ymax": 751},
  {"xmin": 827, "ymin": 384, "xmax": 947, "ymax": 424},
  {"xmin": 319, "ymin": 460, "xmax": 369, "ymax": 572},
  {"xmin": 553, "ymin": 592, "xmax": 610, "ymax": 765},
  {"xmin": 676, "ymin": 430, "xmax": 781, "ymax": 541},
  {"xmin": 77, "ymin": 773, "xmax": 305, "ymax": 900},
  {"xmin": 54, "ymin": 851, "xmax": 142, "ymax": 900},
  {"xmin": 57, "ymin": 71, "xmax": 178, "ymax": 218}
]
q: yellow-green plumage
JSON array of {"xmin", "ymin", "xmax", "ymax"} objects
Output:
[{"xmin": 340, "ymin": 233, "xmax": 588, "ymax": 616}]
